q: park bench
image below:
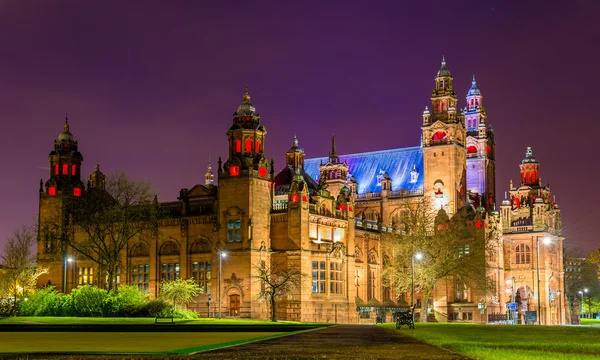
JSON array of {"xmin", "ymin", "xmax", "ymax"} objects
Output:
[
  {"xmin": 395, "ymin": 305, "xmax": 415, "ymax": 329},
  {"xmin": 154, "ymin": 316, "xmax": 174, "ymax": 324}
]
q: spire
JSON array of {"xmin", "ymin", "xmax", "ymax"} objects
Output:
[
  {"xmin": 94, "ymin": 162, "xmax": 100, "ymax": 172},
  {"xmin": 205, "ymin": 156, "xmax": 214, "ymax": 186},
  {"xmin": 329, "ymin": 134, "xmax": 339, "ymax": 162},
  {"xmin": 63, "ymin": 113, "xmax": 70, "ymax": 133},
  {"xmin": 293, "ymin": 134, "xmax": 298, "ymax": 147},
  {"xmin": 437, "ymin": 55, "xmax": 452, "ymax": 77},
  {"xmin": 242, "ymin": 83, "xmax": 250, "ymax": 103},
  {"xmin": 467, "ymin": 74, "xmax": 482, "ymax": 97}
]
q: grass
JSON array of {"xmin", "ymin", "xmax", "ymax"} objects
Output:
[
  {"xmin": 0, "ymin": 331, "xmax": 285, "ymax": 354},
  {"xmin": 0, "ymin": 316, "xmax": 316, "ymax": 325},
  {"xmin": 382, "ymin": 322, "xmax": 600, "ymax": 360},
  {"xmin": 581, "ymin": 318, "xmax": 600, "ymax": 326}
]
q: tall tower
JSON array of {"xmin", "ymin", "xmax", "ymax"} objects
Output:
[
  {"xmin": 204, "ymin": 158, "xmax": 214, "ymax": 186},
  {"xmin": 218, "ymin": 86, "xmax": 272, "ymax": 248},
  {"xmin": 318, "ymin": 135, "xmax": 349, "ymax": 197},
  {"xmin": 421, "ymin": 57, "xmax": 467, "ymax": 215},
  {"xmin": 37, "ymin": 115, "xmax": 85, "ymax": 291},
  {"xmin": 464, "ymin": 75, "xmax": 496, "ymax": 210}
]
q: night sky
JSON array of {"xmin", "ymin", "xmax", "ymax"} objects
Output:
[{"xmin": 1, "ymin": 1, "xmax": 598, "ymax": 254}]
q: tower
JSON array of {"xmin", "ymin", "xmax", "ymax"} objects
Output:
[
  {"xmin": 464, "ymin": 75, "xmax": 496, "ymax": 210},
  {"xmin": 204, "ymin": 157, "xmax": 214, "ymax": 186},
  {"xmin": 421, "ymin": 57, "xmax": 467, "ymax": 215},
  {"xmin": 318, "ymin": 135, "xmax": 349, "ymax": 197},
  {"xmin": 37, "ymin": 115, "xmax": 85, "ymax": 291}
]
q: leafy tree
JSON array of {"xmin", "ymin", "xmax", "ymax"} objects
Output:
[
  {"xmin": 252, "ymin": 258, "xmax": 305, "ymax": 322},
  {"xmin": 382, "ymin": 197, "xmax": 494, "ymax": 322},
  {"xmin": 160, "ymin": 278, "xmax": 202, "ymax": 310},
  {"xmin": 0, "ymin": 225, "xmax": 48, "ymax": 304},
  {"xmin": 44, "ymin": 171, "xmax": 161, "ymax": 293}
]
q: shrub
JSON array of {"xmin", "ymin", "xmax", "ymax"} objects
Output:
[
  {"xmin": 71, "ymin": 285, "xmax": 107, "ymax": 317},
  {"xmin": 135, "ymin": 299, "xmax": 172, "ymax": 317},
  {"xmin": 172, "ymin": 308, "xmax": 199, "ymax": 319},
  {"xmin": 18, "ymin": 286, "xmax": 66, "ymax": 316},
  {"xmin": 0, "ymin": 297, "xmax": 15, "ymax": 316}
]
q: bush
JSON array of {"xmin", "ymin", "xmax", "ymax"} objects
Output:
[
  {"xmin": 0, "ymin": 297, "xmax": 15, "ymax": 316},
  {"xmin": 135, "ymin": 299, "xmax": 172, "ymax": 317},
  {"xmin": 18, "ymin": 286, "xmax": 66, "ymax": 316},
  {"xmin": 172, "ymin": 308, "xmax": 199, "ymax": 319},
  {"xmin": 71, "ymin": 285, "xmax": 107, "ymax": 317}
]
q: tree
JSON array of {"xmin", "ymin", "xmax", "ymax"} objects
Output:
[
  {"xmin": 44, "ymin": 170, "xmax": 161, "ymax": 293},
  {"xmin": 382, "ymin": 197, "xmax": 494, "ymax": 322},
  {"xmin": 252, "ymin": 258, "xmax": 305, "ymax": 322},
  {"xmin": 160, "ymin": 278, "xmax": 201, "ymax": 310},
  {"xmin": 0, "ymin": 225, "xmax": 48, "ymax": 308}
]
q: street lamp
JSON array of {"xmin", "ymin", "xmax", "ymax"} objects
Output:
[
  {"xmin": 556, "ymin": 290, "xmax": 562, "ymax": 325},
  {"xmin": 218, "ymin": 250, "xmax": 227, "ymax": 319},
  {"xmin": 63, "ymin": 256, "xmax": 73, "ymax": 293},
  {"xmin": 506, "ymin": 277, "xmax": 516, "ymax": 324},
  {"xmin": 412, "ymin": 252, "xmax": 423, "ymax": 322},
  {"xmin": 578, "ymin": 288, "xmax": 588, "ymax": 319},
  {"xmin": 536, "ymin": 236, "xmax": 551, "ymax": 325}
]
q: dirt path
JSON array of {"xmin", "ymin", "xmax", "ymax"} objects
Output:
[{"xmin": 191, "ymin": 325, "xmax": 469, "ymax": 359}]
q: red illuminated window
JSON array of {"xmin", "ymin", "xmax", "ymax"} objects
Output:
[
  {"xmin": 486, "ymin": 145, "xmax": 491, "ymax": 155},
  {"xmin": 48, "ymin": 187, "xmax": 56, "ymax": 196},
  {"xmin": 438, "ymin": 224, "xmax": 444, "ymax": 231},
  {"xmin": 71, "ymin": 164, "xmax": 77, "ymax": 175},
  {"xmin": 62, "ymin": 164, "xmax": 68, "ymax": 175},
  {"xmin": 339, "ymin": 204, "xmax": 346, "ymax": 211},
  {"xmin": 349, "ymin": 205, "xmax": 353, "ymax": 212},
  {"xmin": 54, "ymin": 164, "xmax": 59, "ymax": 175},
  {"xmin": 476, "ymin": 221, "xmax": 482, "ymax": 229},
  {"xmin": 302, "ymin": 195, "xmax": 307, "ymax": 202},
  {"xmin": 229, "ymin": 166, "xmax": 240, "ymax": 176},
  {"xmin": 432, "ymin": 131, "xmax": 447, "ymax": 141},
  {"xmin": 234, "ymin": 140, "xmax": 241, "ymax": 153},
  {"xmin": 467, "ymin": 146, "xmax": 477, "ymax": 154},
  {"xmin": 291, "ymin": 193, "xmax": 299, "ymax": 202},
  {"xmin": 258, "ymin": 167, "xmax": 267, "ymax": 177},
  {"xmin": 245, "ymin": 139, "xmax": 252, "ymax": 153},
  {"xmin": 73, "ymin": 188, "xmax": 81, "ymax": 197},
  {"xmin": 255, "ymin": 140, "xmax": 261, "ymax": 153}
]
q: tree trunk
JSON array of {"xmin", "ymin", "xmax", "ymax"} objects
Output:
[
  {"xmin": 270, "ymin": 296, "xmax": 277, "ymax": 322},
  {"xmin": 420, "ymin": 288, "xmax": 431, "ymax": 322}
]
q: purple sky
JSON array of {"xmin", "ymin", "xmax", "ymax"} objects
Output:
[{"xmin": 0, "ymin": 1, "xmax": 598, "ymax": 255}]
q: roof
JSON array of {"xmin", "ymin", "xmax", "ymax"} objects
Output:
[
  {"xmin": 304, "ymin": 146, "xmax": 424, "ymax": 194},
  {"xmin": 273, "ymin": 166, "xmax": 319, "ymax": 195}
]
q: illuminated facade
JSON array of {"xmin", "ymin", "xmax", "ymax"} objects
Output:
[{"xmin": 36, "ymin": 58, "xmax": 565, "ymax": 324}]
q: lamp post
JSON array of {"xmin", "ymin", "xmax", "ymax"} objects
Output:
[
  {"xmin": 578, "ymin": 288, "xmax": 588, "ymax": 319},
  {"xmin": 412, "ymin": 252, "xmax": 423, "ymax": 322},
  {"xmin": 62, "ymin": 256, "xmax": 73, "ymax": 293},
  {"xmin": 536, "ymin": 236, "xmax": 551, "ymax": 325},
  {"xmin": 556, "ymin": 290, "xmax": 562, "ymax": 325},
  {"xmin": 506, "ymin": 277, "xmax": 516, "ymax": 324},
  {"xmin": 218, "ymin": 250, "xmax": 227, "ymax": 319}
]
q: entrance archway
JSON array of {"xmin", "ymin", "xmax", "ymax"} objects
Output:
[{"xmin": 229, "ymin": 294, "xmax": 240, "ymax": 316}]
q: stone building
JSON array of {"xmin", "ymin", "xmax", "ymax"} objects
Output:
[{"xmin": 36, "ymin": 58, "xmax": 565, "ymax": 324}]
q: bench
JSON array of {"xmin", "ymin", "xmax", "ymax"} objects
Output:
[
  {"xmin": 154, "ymin": 316, "xmax": 174, "ymax": 324},
  {"xmin": 395, "ymin": 305, "xmax": 416, "ymax": 329}
]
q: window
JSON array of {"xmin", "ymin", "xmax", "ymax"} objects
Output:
[
  {"xmin": 467, "ymin": 146, "xmax": 477, "ymax": 154},
  {"xmin": 161, "ymin": 263, "xmax": 180, "ymax": 280},
  {"xmin": 255, "ymin": 140, "xmax": 261, "ymax": 153},
  {"xmin": 462, "ymin": 312, "xmax": 473, "ymax": 321},
  {"xmin": 330, "ymin": 262, "xmax": 342, "ymax": 294},
  {"xmin": 48, "ymin": 187, "xmax": 56, "ymax": 196},
  {"xmin": 229, "ymin": 165, "xmax": 240, "ymax": 176},
  {"xmin": 227, "ymin": 219, "xmax": 241, "ymax": 242},
  {"xmin": 44, "ymin": 233, "xmax": 56, "ymax": 253},
  {"xmin": 54, "ymin": 164, "xmax": 59, "ymax": 175},
  {"xmin": 245, "ymin": 139, "xmax": 252, "ymax": 152},
  {"xmin": 367, "ymin": 269, "xmax": 376, "ymax": 299},
  {"xmin": 62, "ymin": 164, "xmax": 68, "ymax": 175},
  {"xmin": 258, "ymin": 166, "xmax": 267, "ymax": 177},
  {"xmin": 312, "ymin": 261, "xmax": 326, "ymax": 293},
  {"xmin": 78, "ymin": 267, "xmax": 94, "ymax": 285},
  {"xmin": 73, "ymin": 188, "xmax": 81, "ymax": 197},
  {"xmin": 192, "ymin": 261, "xmax": 211, "ymax": 294},
  {"xmin": 291, "ymin": 193, "xmax": 299, "ymax": 202},
  {"xmin": 515, "ymin": 243, "xmax": 531, "ymax": 264},
  {"xmin": 71, "ymin": 164, "xmax": 77, "ymax": 175},
  {"xmin": 234, "ymin": 139, "xmax": 241, "ymax": 153},
  {"xmin": 131, "ymin": 264, "xmax": 149, "ymax": 292}
]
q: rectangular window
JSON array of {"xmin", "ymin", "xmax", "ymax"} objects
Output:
[
  {"xmin": 191, "ymin": 261, "xmax": 211, "ymax": 294},
  {"xmin": 312, "ymin": 261, "xmax": 326, "ymax": 293},
  {"xmin": 161, "ymin": 263, "xmax": 180, "ymax": 281},
  {"xmin": 62, "ymin": 164, "xmax": 68, "ymax": 175},
  {"xmin": 131, "ymin": 264, "xmax": 150, "ymax": 292},
  {"xmin": 78, "ymin": 267, "xmax": 94, "ymax": 285},
  {"xmin": 329, "ymin": 262, "xmax": 342, "ymax": 294},
  {"xmin": 227, "ymin": 219, "xmax": 242, "ymax": 242}
]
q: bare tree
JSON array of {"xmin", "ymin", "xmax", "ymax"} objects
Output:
[
  {"xmin": 0, "ymin": 225, "xmax": 48, "ymax": 302},
  {"xmin": 44, "ymin": 170, "xmax": 161, "ymax": 293},
  {"xmin": 252, "ymin": 258, "xmax": 305, "ymax": 322},
  {"xmin": 382, "ymin": 197, "xmax": 493, "ymax": 322}
]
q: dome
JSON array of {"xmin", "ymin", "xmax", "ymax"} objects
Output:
[
  {"xmin": 422, "ymin": 106, "xmax": 430, "ymax": 115},
  {"xmin": 467, "ymin": 75, "xmax": 481, "ymax": 96},
  {"xmin": 521, "ymin": 147, "xmax": 539, "ymax": 164},
  {"xmin": 436, "ymin": 56, "xmax": 452, "ymax": 77},
  {"xmin": 57, "ymin": 118, "xmax": 74, "ymax": 142},
  {"xmin": 340, "ymin": 185, "xmax": 350, "ymax": 195},
  {"xmin": 287, "ymin": 135, "xmax": 304, "ymax": 154},
  {"xmin": 234, "ymin": 87, "xmax": 256, "ymax": 116}
]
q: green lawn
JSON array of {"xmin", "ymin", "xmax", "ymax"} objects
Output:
[
  {"xmin": 581, "ymin": 318, "xmax": 600, "ymax": 326},
  {"xmin": 0, "ymin": 316, "xmax": 310, "ymax": 325},
  {"xmin": 0, "ymin": 331, "xmax": 285, "ymax": 355},
  {"xmin": 382, "ymin": 323, "xmax": 600, "ymax": 360}
]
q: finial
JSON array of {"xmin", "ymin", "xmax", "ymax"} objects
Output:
[
  {"xmin": 217, "ymin": 157, "xmax": 222, "ymax": 172},
  {"xmin": 293, "ymin": 134, "xmax": 298, "ymax": 147},
  {"xmin": 242, "ymin": 83, "xmax": 250, "ymax": 102},
  {"xmin": 442, "ymin": 55, "xmax": 446, "ymax": 65},
  {"xmin": 65, "ymin": 113, "xmax": 69, "ymax": 124},
  {"xmin": 331, "ymin": 134, "xmax": 337, "ymax": 156},
  {"xmin": 526, "ymin": 146, "xmax": 533, "ymax": 157},
  {"xmin": 95, "ymin": 162, "xmax": 100, "ymax": 172},
  {"xmin": 472, "ymin": 74, "xmax": 476, "ymax": 86}
]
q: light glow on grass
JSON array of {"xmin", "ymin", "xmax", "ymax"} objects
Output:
[
  {"xmin": 382, "ymin": 323, "xmax": 600, "ymax": 360},
  {"xmin": 0, "ymin": 316, "xmax": 323, "ymax": 325}
]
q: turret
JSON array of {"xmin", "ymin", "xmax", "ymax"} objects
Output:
[
  {"xmin": 204, "ymin": 158, "xmax": 214, "ymax": 186},
  {"xmin": 318, "ymin": 135, "xmax": 349, "ymax": 197},
  {"xmin": 519, "ymin": 147, "xmax": 540, "ymax": 187}
]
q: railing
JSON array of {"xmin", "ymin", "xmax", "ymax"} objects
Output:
[
  {"xmin": 504, "ymin": 224, "xmax": 561, "ymax": 235},
  {"xmin": 389, "ymin": 188, "xmax": 424, "ymax": 197},
  {"xmin": 308, "ymin": 206, "xmax": 347, "ymax": 220},
  {"xmin": 272, "ymin": 202, "xmax": 288, "ymax": 212},
  {"xmin": 355, "ymin": 192, "xmax": 382, "ymax": 200}
]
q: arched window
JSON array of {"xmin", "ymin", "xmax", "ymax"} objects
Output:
[
  {"xmin": 432, "ymin": 131, "xmax": 447, "ymax": 141},
  {"xmin": 54, "ymin": 164, "xmax": 59, "ymax": 175},
  {"xmin": 48, "ymin": 187, "xmax": 56, "ymax": 196},
  {"xmin": 467, "ymin": 145, "xmax": 477, "ymax": 154},
  {"xmin": 71, "ymin": 164, "xmax": 77, "ymax": 175},
  {"xmin": 245, "ymin": 139, "xmax": 252, "ymax": 153},
  {"xmin": 470, "ymin": 99, "xmax": 474, "ymax": 107},
  {"xmin": 62, "ymin": 164, "xmax": 68, "ymax": 175},
  {"xmin": 515, "ymin": 243, "xmax": 531, "ymax": 264},
  {"xmin": 255, "ymin": 140, "xmax": 261, "ymax": 153},
  {"xmin": 73, "ymin": 188, "xmax": 81, "ymax": 197},
  {"xmin": 258, "ymin": 166, "xmax": 267, "ymax": 177},
  {"xmin": 234, "ymin": 139, "xmax": 241, "ymax": 153},
  {"xmin": 229, "ymin": 166, "xmax": 240, "ymax": 176},
  {"xmin": 475, "ymin": 99, "xmax": 479, "ymax": 106},
  {"xmin": 291, "ymin": 193, "xmax": 299, "ymax": 202},
  {"xmin": 442, "ymin": 102, "xmax": 447, "ymax": 111},
  {"xmin": 436, "ymin": 102, "xmax": 441, "ymax": 112}
]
